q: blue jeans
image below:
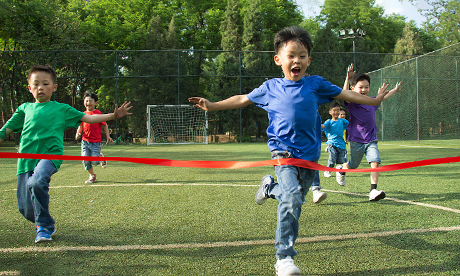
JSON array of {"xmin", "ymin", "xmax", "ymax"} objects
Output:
[
  {"xmin": 81, "ymin": 140, "xmax": 101, "ymax": 170},
  {"xmin": 348, "ymin": 140, "xmax": 381, "ymax": 169},
  {"xmin": 17, "ymin": 159, "xmax": 57, "ymax": 227},
  {"xmin": 311, "ymin": 170, "xmax": 321, "ymax": 191},
  {"xmin": 326, "ymin": 145, "xmax": 347, "ymax": 168},
  {"xmin": 267, "ymin": 150, "xmax": 316, "ymax": 259}
]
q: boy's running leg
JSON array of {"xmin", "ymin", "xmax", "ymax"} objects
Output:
[
  {"xmin": 26, "ymin": 159, "xmax": 57, "ymax": 242},
  {"xmin": 100, "ymin": 153, "xmax": 107, "ymax": 168},
  {"xmin": 273, "ymin": 164, "xmax": 315, "ymax": 275},
  {"xmin": 369, "ymin": 162, "xmax": 385, "ymax": 201},
  {"xmin": 311, "ymin": 170, "xmax": 327, "ymax": 203},
  {"xmin": 365, "ymin": 142, "xmax": 385, "ymax": 201}
]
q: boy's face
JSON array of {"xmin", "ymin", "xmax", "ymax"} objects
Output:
[
  {"xmin": 28, "ymin": 71, "xmax": 57, "ymax": 103},
  {"xmin": 274, "ymin": 40, "xmax": 311, "ymax": 82},
  {"xmin": 84, "ymin": 96, "xmax": 97, "ymax": 111},
  {"xmin": 329, "ymin": 107, "xmax": 340, "ymax": 120},
  {"xmin": 351, "ymin": 79, "xmax": 370, "ymax": 96},
  {"xmin": 339, "ymin": 110, "xmax": 346, "ymax": 119}
]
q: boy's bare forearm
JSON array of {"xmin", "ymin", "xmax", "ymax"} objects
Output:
[
  {"xmin": 82, "ymin": 113, "xmax": 116, "ymax": 124},
  {"xmin": 189, "ymin": 95, "xmax": 252, "ymax": 111},
  {"xmin": 81, "ymin": 101, "xmax": 132, "ymax": 124},
  {"xmin": 335, "ymin": 90, "xmax": 384, "ymax": 106}
]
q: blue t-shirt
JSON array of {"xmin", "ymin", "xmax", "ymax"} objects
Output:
[
  {"xmin": 323, "ymin": 118, "xmax": 349, "ymax": 149},
  {"xmin": 247, "ymin": 75, "xmax": 342, "ymax": 161}
]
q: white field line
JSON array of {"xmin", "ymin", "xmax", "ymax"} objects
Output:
[
  {"xmin": 4, "ymin": 183, "xmax": 460, "ymax": 214},
  {"xmin": 322, "ymin": 189, "xmax": 460, "ymax": 214},
  {"xmin": 379, "ymin": 143, "xmax": 459, "ymax": 149},
  {"xmin": 2, "ymin": 183, "xmax": 460, "ymax": 254},
  {"xmin": 2, "ymin": 225, "xmax": 460, "ymax": 253}
]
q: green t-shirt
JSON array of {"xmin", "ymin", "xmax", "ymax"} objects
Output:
[{"xmin": 2, "ymin": 101, "xmax": 85, "ymax": 175}]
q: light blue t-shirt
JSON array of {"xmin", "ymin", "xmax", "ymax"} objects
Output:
[
  {"xmin": 323, "ymin": 118, "xmax": 349, "ymax": 149},
  {"xmin": 247, "ymin": 75, "xmax": 342, "ymax": 161}
]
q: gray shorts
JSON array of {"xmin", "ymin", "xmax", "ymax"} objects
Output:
[{"xmin": 348, "ymin": 140, "xmax": 381, "ymax": 169}]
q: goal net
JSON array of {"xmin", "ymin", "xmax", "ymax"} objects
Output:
[{"xmin": 147, "ymin": 105, "xmax": 208, "ymax": 144}]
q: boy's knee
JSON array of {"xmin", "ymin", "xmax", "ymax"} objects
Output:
[
  {"xmin": 28, "ymin": 174, "xmax": 50, "ymax": 190},
  {"xmin": 282, "ymin": 193, "xmax": 303, "ymax": 209}
]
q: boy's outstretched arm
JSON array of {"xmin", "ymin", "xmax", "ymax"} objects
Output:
[
  {"xmin": 336, "ymin": 83, "xmax": 390, "ymax": 106},
  {"xmin": 188, "ymin": 95, "xmax": 253, "ymax": 111},
  {"xmin": 81, "ymin": 101, "xmax": 133, "ymax": 124},
  {"xmin": 383, "ymin": 81, "xmax": 402, "ymax": 101}
]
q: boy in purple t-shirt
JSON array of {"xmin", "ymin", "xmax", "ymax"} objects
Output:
[{"xmin": 342, "ymin": 64, "xmax": 402, "ymax": 201}]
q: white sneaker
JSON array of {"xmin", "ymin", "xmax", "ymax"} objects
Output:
[
  {"xmin": 274, "ymin": 256, "xmax": 301, "ymax": 276},
  {"xmin": 85, "ymin": 174, "xmax": 96, "ymax": 184},
  {"xmin": 312, "ymin": 190, "xmax": 327, "ymax": 204},
  {"xmin": 255, "ymin": 175, "xmax": 273, "ymax": 205},
  {"xmin": 335, "ymin": 165, "xmax": 345, "ymax": 186},
  {"xmin": 323, "ymin": 171, "xmax": 331, "ymax": 178},
  {"xmin": 369, "ymin": 189, "xmax": 386, "ymax": 201}
]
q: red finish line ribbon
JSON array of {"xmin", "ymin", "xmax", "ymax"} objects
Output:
[{"xmin": 0, "ymin": 152, "xmax": 459, "ymax": 172}]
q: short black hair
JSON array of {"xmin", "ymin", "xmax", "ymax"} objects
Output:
[
  {"xmin": 84, "ymin": 91, "xmax": 98, "ymax": 102},
  {"xmin": 350, "ymin": 73, "xmax": 371, "ymax": 87},
  {"xmin": 274, "ymin": 26, "xmax": 313, "ymax": 55},
  {"xmin": 28, "ymin": 65, "xmax": 57, "ymax": 84},
  {"xmin": 329, "ymin": 101, "xmax": 342, "ymax": 110}
]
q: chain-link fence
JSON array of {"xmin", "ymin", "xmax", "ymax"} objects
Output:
[
  {"xmin": 368, "ymin": 43, "xmax": 460, "ymax": 142},
  {"xmin": 0, "ymin": 49, "xmax": 424, "ymax": 142}
]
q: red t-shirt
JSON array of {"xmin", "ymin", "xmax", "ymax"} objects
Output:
[{"xmin": 80, "ymin": 109, "xmax": 107, "ymax": 143}]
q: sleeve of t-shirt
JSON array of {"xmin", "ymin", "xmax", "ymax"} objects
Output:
[
  {"xmin": 343, "ymin": 119, "xmax": 349, "ymax": 129},
  {"xmin": 247, "ymin": 81, "xmax": 269, "ymax": 109},
  {"xmin": 316, "ymin": 77, "xmax": 342, "ymax": 99},
  {"xmin": 64, "ymin": 104, "xmax": 86, "ymax": 129},
  {"xmin": 3, "ymin": 104, "xmax": 26, "ymax": 133}
]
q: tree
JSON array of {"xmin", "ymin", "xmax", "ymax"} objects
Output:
[
  {"xmin": 127, "ymin": 16, "xmax": 180, "ymax": 137},
  {"xmin": 241, "ymin": 0, "xmax": 270, "ymax": 140},
  {"xmin": 392, "ymin": 23, "xmax": 424, "ymax": 63},
  {"xmin": 419, "ymin": 0, "xmax": 460, "ymax": 46}
]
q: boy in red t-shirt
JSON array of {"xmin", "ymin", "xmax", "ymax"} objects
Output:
[{"xmin": 75, "ymin": 92, "xmax": 113, "ymax": 183}]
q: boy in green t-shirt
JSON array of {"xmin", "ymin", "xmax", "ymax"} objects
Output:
[{"xmin": 0, "ymin": 65, "xmax": 132, "ymax": 243}]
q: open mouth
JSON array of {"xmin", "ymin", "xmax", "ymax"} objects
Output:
[{"xmin": 291, "ymin": 68, "xmax": 301, "ymax": 75}]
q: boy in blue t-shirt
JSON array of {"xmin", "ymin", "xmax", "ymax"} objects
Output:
[
  {"xmin": 189, "ymin": 26, "xmax": 390, "ymax": 275},
  {"xmin": 322, "ymin": 102, "xmax": 349, "ymax": 186}
]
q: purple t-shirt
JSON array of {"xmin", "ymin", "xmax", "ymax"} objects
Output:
[{"xmin": 344, "ymin": 100, "xmax": 380, "ymax": 143}]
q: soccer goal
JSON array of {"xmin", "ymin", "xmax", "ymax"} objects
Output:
[{"xmin": 147, "ymin": 105, "xmax": 208, "ymax": 145}]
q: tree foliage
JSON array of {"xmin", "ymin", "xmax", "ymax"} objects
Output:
[{"xmin": 1, "ymin": 0, "xmax": 454, "ymax": 139}]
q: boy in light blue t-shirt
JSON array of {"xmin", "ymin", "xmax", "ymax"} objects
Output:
[
  {"xmin": 322, "ymin": 101, "xmax": 349, "ymax": 186},
  {"xmin": 189, "ymin": 26, "xmax": 390, "ymax": 276}
]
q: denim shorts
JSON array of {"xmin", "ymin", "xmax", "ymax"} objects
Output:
[
  {"xmin": 81, "ymin": 140, "xmax": 101, "ymax": 170},
  {"xmin": 326, "ymin": 145, "xmax": 347, "ymax": 166},
  {"xmin": 348, "ymin": 140, "xmax": 381, "ymax": 169}
]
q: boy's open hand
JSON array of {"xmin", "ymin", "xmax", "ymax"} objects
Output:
[
  {"xmin": 114, "ymin": 101, "xmax": 133, "ymax": 119},
  {"xmin": 393, "ymin": 81, "xmax": 402, "ymax": 92},
  {"xmin": 347, "ymin": 63, "xmax": 355, "ymax": 80},
  {"xmin": 376, "ymin": 83, "xmax": 390, "ymax": 101},
  {"xmin": 188, "ymin": 97, "xmax": 211, "ymax": 111}
]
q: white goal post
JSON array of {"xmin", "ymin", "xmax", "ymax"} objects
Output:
[{"xmin": 146, "ymin": 105, "xmax": 208, "ymax": 145}]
